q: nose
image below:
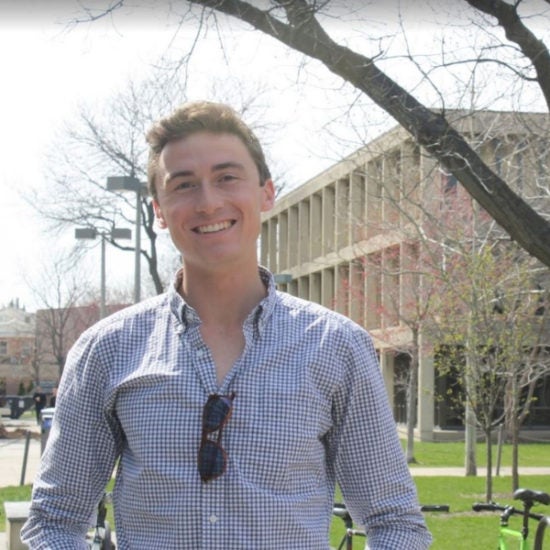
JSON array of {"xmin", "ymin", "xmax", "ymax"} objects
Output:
[{"xmin": 195, "ymin": 182, "xmax": 223, "ymax": 214}]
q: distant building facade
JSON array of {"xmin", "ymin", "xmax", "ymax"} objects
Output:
[
  {"xmin": 35, "ymin": 303, "xmax": 129, "ymax": 388},
  {"xmin": 260, "ymin": 110, "xmax": 550, "ymax": 441},
  {"xmin": 0, "ymin": 300, "xmax": 36, "ymax": 394},
  {"xmin": 0, "ymin": 302, "xmax": 130, "ymax": 397}
]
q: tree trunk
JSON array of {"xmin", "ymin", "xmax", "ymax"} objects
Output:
[
  {"xmin": 485, "ymin": 429, "xmax": 494, "ymax": 502},
  {"xmin": 465, "ymin": 354, "xmax": 477, "ymax": 476},
  {"xmin": 465, "ymin": 402, "xmax": 478, "ymax": 476},
  {"xmin": 511, "ymin": 420, "xmax": 520, "ymax": 491},
  {"xmin": 406, "ymin": 354, "xmax": 418, "ymax": 464}
]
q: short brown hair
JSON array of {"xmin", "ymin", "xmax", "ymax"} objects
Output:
[{"xmin": 146, "ymin": 101, "xmax": 271, "ymax": 199}]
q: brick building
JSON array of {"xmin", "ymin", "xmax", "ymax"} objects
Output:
[
  {"xmin": 0, "ymin": 301, "xmax": 36, "ymax": 394},
  {"xmin": 35, "ymin": 303, "xmax": 129, "ymax": 387},
  {"xmin": 0, "ymin": 302, "xmax": 130, "ymax": 397}
]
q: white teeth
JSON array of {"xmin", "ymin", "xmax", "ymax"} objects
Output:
[{"xmin": 196, "ymin": 221, "xmax": 232, "ymax": 234}]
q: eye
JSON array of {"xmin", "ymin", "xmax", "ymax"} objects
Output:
[
  {"xmin": 174, "ymin": 180, "xmax": 196, "ymax": 191},
  {"xmin": 218, "ymin": 173, "xmax": 238, "ymax": 184}
]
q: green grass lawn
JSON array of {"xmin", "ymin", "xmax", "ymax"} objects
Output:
[
  {"xmin": 404, "ymin": 439, "xmax": 550, "ymax": 468},
  {"xmin": 330, "ymin": 475, "xmax": 550, "ymax": 549},
  {"xmin": 0, "ymin": 485, "xmax": 32, "ymax": 534},
  {"xmin": 3, "ymin": 440, "xmax": 549, "ymax": 549}
]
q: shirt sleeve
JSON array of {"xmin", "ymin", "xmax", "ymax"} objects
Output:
[
  {"xmin": 328, "ymin": 325, "xmax": 432, "ymax": 550},
  {"xmin": 21, "ymin": 326, "xmax": 122, "ymax": 549}
]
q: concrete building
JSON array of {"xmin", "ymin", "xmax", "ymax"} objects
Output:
[{"xmin": 260, "ymin": 110, "xmax": 550, "ymax": 441}]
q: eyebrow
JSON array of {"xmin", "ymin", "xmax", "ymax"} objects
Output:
[{"xmin": 164, "ymin": 162, "xmax": 246, "ymax": 185}]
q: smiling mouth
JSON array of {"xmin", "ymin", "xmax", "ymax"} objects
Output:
[{"xmin": 194, "ymin": 221, "xmax": 235, "ymax": 234}]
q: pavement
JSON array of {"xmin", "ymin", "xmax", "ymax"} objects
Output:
[
  {"xmin": 0, "ymin": 418, "xmax": 40, "ymax": 549},
  {"xmin": 1, "ymin": 418, "xmax": 549, "ymax": 548},
  {"xmin": 0, "ymin": 418, "xmax": 42, "ymax": 488}
]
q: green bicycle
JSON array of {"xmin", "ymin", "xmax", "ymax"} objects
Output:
[
  {"xmin": 332, "ymin": 503, "xmax": 449, "ymax": 550},
  {"xmin": 472, "ymin": 488, "xmax": 550, "ymax": 550}
]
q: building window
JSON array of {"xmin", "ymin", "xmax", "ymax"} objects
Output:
[
  {"xmin": 22, "ymin": 342, "xmax": 33, "ymax": 356},
  {"xmin": 0, "ymin": 341, "xmax": 7, "ymax": 356}
]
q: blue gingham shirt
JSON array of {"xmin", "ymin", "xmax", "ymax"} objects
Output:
[{"xmin": 22, "ymin": 268, "xmax": 431, "ymax": 549}]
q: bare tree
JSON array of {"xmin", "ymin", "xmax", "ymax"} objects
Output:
[
  {"xmin": 497, "ymin": 282, "xmax": 550, "ymax": 491},
  {"xmin": 26, "ymin": 72, "xmax": 178, "ymax": 296},
  {"xmin": 432, "ymin": 237, "xmax": 549, "ymax": 500},
  {"xmin": 26, "ymin": 64, "xmax": 284, "ymax": 296},
  {"xmin": 27, "ymin": 255, "xmax": 91, "ymax": 381},
  {"xmin": 122, "ymin": 0, "xmax": 550, "ymax": 267},
  {"xmin": 328, "ymin": 108, "xmax": 550, "ymax": 481}
]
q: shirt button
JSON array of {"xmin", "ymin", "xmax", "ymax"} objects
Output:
[
  {"xmin": 197, "ymin": 349, "xmax": 205, "ymax": 358},
  {"xmin": 209, "ymin": 514, "xmax": 218, "ymax": 524}
]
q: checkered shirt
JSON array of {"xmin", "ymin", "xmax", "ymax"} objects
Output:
[{"xmin": 22, "ymin": 268, "xmax": 431, "ymax": 549}]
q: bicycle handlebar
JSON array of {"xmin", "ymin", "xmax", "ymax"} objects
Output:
[
  {"xmin": 420, "ymin": 504, "xmax": 450, "ymax": 513},
  {"xmin": 472, "ymin": 502, "xmax": 545, "ymax": 521},
  {"xmin": 333, "ymin": 503, "xmax": 450, "ymax": 518}
]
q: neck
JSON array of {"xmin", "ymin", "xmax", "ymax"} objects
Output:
[{"xmin": 179, "ymin": 264, "xmax": 266, "ymax": 326}]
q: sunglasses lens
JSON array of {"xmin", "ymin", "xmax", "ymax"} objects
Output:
[
  {"xmin": 199, "ymin": 394, "xmax": 234, "ymax": 482},
  {"xmin": 198, "ymin": 440, "xmax": 226, "ymax": 481},
  {"xmin": 203, "ymin": 396, "xmax": 233, "ymax": 432}
]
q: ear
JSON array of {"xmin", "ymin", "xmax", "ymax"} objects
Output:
[
  {"xmin": 153, "ymin": 199, "xmax": 168, "ymax": 229},
  {"xmin": 261, "ymin": 179, "xmax": 276, "ymax": 213}
]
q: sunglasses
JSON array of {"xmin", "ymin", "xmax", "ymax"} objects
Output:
[{"xmin": 198, "ymin": 393, "xmax": 235, "ymax": 482}]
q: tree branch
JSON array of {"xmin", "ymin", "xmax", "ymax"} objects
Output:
[
  {"xmin": 465, "ymin": 0, "xmax": 550, "ymax": 110},
  {"xmin": 188, "ymin": 0, "xmax": 550, "ymax": 267}
]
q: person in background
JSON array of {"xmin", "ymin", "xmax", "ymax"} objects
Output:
[
  {"xmin": 31, "ymin": 386, "xmax": 47, "ymax": 425},
  {"xmin": 49, "ymin": 387, "xmax": 57, "ymax": 408},
  {"xmin": 22, "ymin": 101, "xmax": 432, "ymax": 549}
]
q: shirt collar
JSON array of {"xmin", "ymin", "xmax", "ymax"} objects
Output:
[{"xmin": 167, "ymin": 266, "xmax": 278, "ymax": 337}]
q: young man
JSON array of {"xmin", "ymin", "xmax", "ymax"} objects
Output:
[{"xmin": 22, "ymin": 101, "xmax": 432, "ymax": 549}]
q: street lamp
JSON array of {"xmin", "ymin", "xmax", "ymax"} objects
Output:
[
  {"xmin": 106, "ymin": 176, "xmax": 148, "ymax": 304},
  {"xmin": 75, "ymin": 227, "xmax": 132, "ymax": 319}
]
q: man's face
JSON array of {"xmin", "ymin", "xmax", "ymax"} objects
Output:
[{"xmin": 153, "ymin": 131, "xmax": 275, "ymax": 274}]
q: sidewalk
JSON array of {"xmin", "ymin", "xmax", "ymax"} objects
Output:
[
  {"xmin": 0, "ymin": 418, "xmax": 41, "ymax": 550},
  {"xmin": 0, "ymin": 418, "xmax": 42, "ymax": 488},
  {"xmin": 410, "ymin": 465, "xmax": 550, "ymax": 476}
]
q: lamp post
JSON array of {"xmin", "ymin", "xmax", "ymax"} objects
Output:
[
  {"xmin": 106, "ymin": 176, "xmax": 148, "ymax": 304},
  {"xmin": 75, "ymin": 227, "xmax": 132, "ymax": 319}
]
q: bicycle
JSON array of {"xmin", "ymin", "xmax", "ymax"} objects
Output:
[
  {"xmin": 472, "ymin": 488, "xmax": 550, "ymax": 550},
  {"xmin": 332, "ymin": 502, "xmax": 449, "ymax": 550},
  {"xmin": 86, "ymin": 492, "xmax": 116, "ymax": 550},
  {"xmin": 535, "ymin": 515, "xmax": 550, "ymax": 550}
]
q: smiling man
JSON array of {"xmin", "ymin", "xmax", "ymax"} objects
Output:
[{"xmin": 22, "ymin": 101, "xmax": 431, "ymax": 549}]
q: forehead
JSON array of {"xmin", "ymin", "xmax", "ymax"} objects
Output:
[{"xmin": 158, "ymin": 131, "xmax": 255, "ymax": 173}]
